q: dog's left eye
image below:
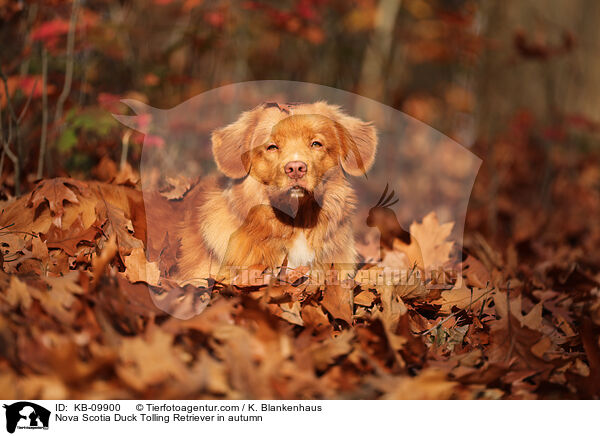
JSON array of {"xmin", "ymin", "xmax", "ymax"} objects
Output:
[{"xmin": 311, "ymin": 141, "xmax": 323, "ymax": 148}]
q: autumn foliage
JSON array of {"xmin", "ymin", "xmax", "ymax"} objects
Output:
[{"xmin": 0, "ymin": 154, "xmax": 599, "ymax": 399}]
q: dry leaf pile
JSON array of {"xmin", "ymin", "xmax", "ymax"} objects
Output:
[{"xmin": 0, "ymin": 165, "xmax": 599, "ymax": 400}]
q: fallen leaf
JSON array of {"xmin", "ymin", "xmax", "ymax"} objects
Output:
[
  {"xmin": 27, "ymin": 178, "xmax": 90, "ymax": 227},
  {"xmin": 321, "ymin": 284, "xmax": 353, "ymax": 324},
  {"xmin": 354, "ymin": 290, "xmax": 376, "ymax": 307},
  {"xmin": 301, "ymin": 304, "xmax": 331, "ymax": 330},
  {"xmin": 30, "ymin": 272, "xmax": 85, "ymax": 323},
  {"xmin": 3, "ymin": 276, "xmax": 32, "ymax": 310},
  {"xmin": 159, "ymin": 176, "xmax": 191, "ymax": 200},
  {"xmin": 310, "ymin": 330, "xmax": 354, "ymax": 371},
  {"xmin": 43, "ymin": 216, "xmax": 101, "ymax": 256},
  {"xmin": 95, "ymin": 194, "xmax": 143, "ymax": 255},
  {"xmin": 395, "ymin": 212, "xmax": 454, "ymax": 271},
  {"xmin": 117, "ymin": 326, "xmax": 188, "ymax": 391},
  {"xmin": 378, "ymin": 369, "xmax": 458, "ymax": 400},
  {"xmin": 433, "ymin": 276, "xmax": 492, "ymax": 314},
  {"xmin": 124, "ymin": 247, "xmax": 160, "ymax": 286}
]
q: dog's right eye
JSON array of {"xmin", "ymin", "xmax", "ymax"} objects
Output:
[{"xmin": 267, "ymin": 144, "xmax": 279, "ymax": 151}]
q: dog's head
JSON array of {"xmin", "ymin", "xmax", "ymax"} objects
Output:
[{"xmin": 212, "ymin": 102, "xmax": 377, "ymax": 204}]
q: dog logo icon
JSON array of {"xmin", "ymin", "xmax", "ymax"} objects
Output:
[{"xmin": 3, "ymin": 402, "xmax": 50, "ymax": 433}]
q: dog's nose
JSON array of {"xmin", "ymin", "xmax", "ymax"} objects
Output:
[{"xmin": 284, "ymin": 161, "xmax": 307, "ymax": 179}]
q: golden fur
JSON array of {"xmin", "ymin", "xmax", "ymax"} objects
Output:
[{"xmin": 176, "ymin": 101, "xmax": 377, "ymax": 284}]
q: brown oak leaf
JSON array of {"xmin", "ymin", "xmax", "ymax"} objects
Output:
[
  {"xmin": 95, "ymin": 194, "xmax": 143, "ymax": 255},
  {"xmin": 321, "ymin": 284, "xmax": 353, "ymax": 324},
  {"xmin": 27, "ymin": 178, "xmax": 90, "ymax": 227},
  {"xmin": 432, "ymin": 276, "xmax": 492, "ymax": 314},
  {"xmin": 43, "ymin": 216, "xmax": 101, "ymax": 256},
  {"xmin": 124, "ymin": 247, "xmax": 160, "ymax": 286},
  {"xmin": 394, "ymin": 212, "xmax": 454, "ymax": 271}
]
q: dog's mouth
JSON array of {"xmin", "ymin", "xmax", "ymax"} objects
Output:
[{"xmin": 289, "ymin": 185, "xmax": 307, "ymax": 198}]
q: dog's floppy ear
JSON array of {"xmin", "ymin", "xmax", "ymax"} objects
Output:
[
  {"xmin": 308, "ymin": 102, "xmax": 377, "ymax": 176},
  {"xmin": 335, "ymin": 113, "xmax": 377, "ymax": 176},
  {"xmin": 212, "ymin": 106, "xmax": 263, "ymax": 178}
]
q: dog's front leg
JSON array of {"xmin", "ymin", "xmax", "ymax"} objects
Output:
[
  {"xmin": 324, "ymin": 226, "xmax": 358, "ymax": 284},
  {"xmin": 218, "ymin": 230, "xmax": 285, "ymax": 283}
]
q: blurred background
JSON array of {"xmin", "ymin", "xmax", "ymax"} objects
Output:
[{"xmin": 0, "ymin": 0, "xmax": 599, "ymax": 253}]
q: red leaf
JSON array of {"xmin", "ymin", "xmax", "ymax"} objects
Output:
[{"xmin": 31, "ymin": 18, "xmax": 71, "ymax": 42}]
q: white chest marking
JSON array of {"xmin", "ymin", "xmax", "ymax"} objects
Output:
[{"xmin": 287, "ymin": 233, "xmax": 315, "ymax": 268}]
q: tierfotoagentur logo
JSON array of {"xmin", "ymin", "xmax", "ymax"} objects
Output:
[{"xmin": 2, "ymin": 402, "xmax": 50, "ymax": 434}]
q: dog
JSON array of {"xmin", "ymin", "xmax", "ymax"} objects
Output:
[{"xmin": 176, "ymin": 101, "xmax": 377, "ymax": 285}]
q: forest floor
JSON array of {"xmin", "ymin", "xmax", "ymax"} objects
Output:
[{"xmin": 0, "ymin": 136, "xmax": 599, "ymax": 400}]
